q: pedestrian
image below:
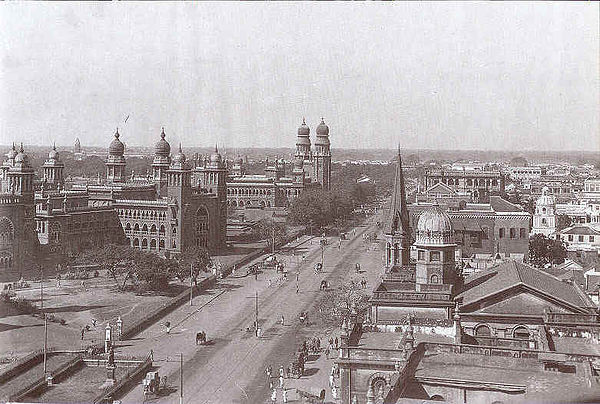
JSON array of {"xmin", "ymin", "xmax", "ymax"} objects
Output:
[
  {"xmin": 279, "ymin": 365, "xmax": 284, "ymax": 378},
  {"xmin": 266, "ymin": 366, "xmax": 271, "ymax": 382},
  {"xmin": 335, "ymin": 337, "xmax": 339, "ymax": 349},
  {"xmin": 279, "ymin": 375, "xmax": 284, "ymax": 388},
  {"xmin": 281, "ymin": 315, "xmax": 285, "ymax": 326},
  {"xmin": 332, "ymin": 385, "xmax": 338, "ymax": 400},
  {"xmin": 296, "ymin": 284, "xmax": 299, "ymax": 294},
  {"xmin": 296, "ymin": 272, "xmax": 299, "ymax": 282},
  {"xmin": 91, "ymin": 318, "xmax": 97, "ymax": 327},
  {"xmin": 165, "ymin": 321, "xmax": 171, "ymax": 334},
  {"xmin": 81, "ymin": 328, "xmax": 85, "ymax": 340},
  {"xmin": 282, "ymin": 388, "xmax": 288, "ymax": 403},
  {"xmin": 271, "ymin": 388, "xmax": 277, "ymax": 403},
  {"xmin": 325, "ymin": 345, "xmax": 330, "ymax": 359},
  {"xmin": 56, "ymin": 274, "xmax": 61, "ymax": 288},
  {"xmin": 329, "ymin": 374, "xmax": 334, "ymax": 388}
]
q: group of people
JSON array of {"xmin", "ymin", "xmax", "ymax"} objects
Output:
[{"xmin": 265, "ymin": 364, "xmax": 293, "ymax": 403}]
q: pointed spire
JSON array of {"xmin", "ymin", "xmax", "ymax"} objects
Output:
[
  {"xmin": 19, "ymin": 143, "xmax": 24, "ymax": 153},
  {"xmin": 215, "ymin": 143, "xmax": 218, "ymax": 153},
  {"xmin": 161, "ymin": 127, "xmax": 165, "ymax": 139},
  {"xmin": 115, "ymin": 128, "xmax": 120, "ymax": 138},
  {"xmin": 12, "ymin": 142, "xmax": 16, "ymax": 151},
  {"xmin": 178, "ymin": 143, "xmax": 182, "ymax": 153},
  {"xmin": 302, "ymin": 117, "xmax": 306, "ymax": 125},
  {"xmin": 384, "ymin": 145, "xmax": 410, "ymax": 237},
  {"xmin": 53, "ymin": 141, "xmax": 56, "ymax": 150}
]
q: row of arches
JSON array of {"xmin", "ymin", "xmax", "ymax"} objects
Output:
[
  {"xmin": 128, "ymin": 237, "xmax": 166, "ymax": 251},
  {"xmin": 228, "ymin": 200, "xmax": 272, "ymax": 208},
  {"xmin": 0, "ymin": 217, "xmax": 15, "ymax": 246},
  {"xmin": 118, "ymin": 209, "xmax": 167, "ymax": 221},
  {"xmin": 125, "ymin": 222, "xmax": 167, "ymax": 234},
  {"xmin": 0, "ymin": 255, "xmax": 13, "ymax": 268},
  {"xmin": 228, "ymin": 188, "xmax": 272, "ymax": 196},
  {"xmin": 474, "ymin": 324, "xmax": 530, "ymax": 339},
  {"xmin": 432, "ymin": 177, "xmax": 499, "ymax": 187}
]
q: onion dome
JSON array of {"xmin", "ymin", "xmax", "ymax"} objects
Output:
[
  {"xmin": 316, "ymin": 118, "xmax": 329, "ymax": 137},
  {"xmin": 48, "ymin": 143, "xmax": 59, "ymax": 160},
  {"xmin": 154, "ymin": 128, "xmax": 171, "ymax": 157},
  {"xmin": 536, "ymin": 186, "xmax": 555, "ymax": 206},
  {"xmin": 315, "ymin": 118, "xmax": 330, "ymax": 146},
  {"xmin": 108, "ymin": 128, "xmax": 125, "ymax": 156},
  {"xmin": 298, "ymin": 118, "xmax": 310, "ymax": 137},
  {"xmin": 415, "ymin": 204, "xmax": 455, "ymax": 246},
  {"xmin": 172, "ymin": 143, "xmax": 186, "ymax": 165}
]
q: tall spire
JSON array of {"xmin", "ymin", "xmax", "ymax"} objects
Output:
[{"xmin": 384, "ymin": 144, "xmax": 410, "ymax": 236}]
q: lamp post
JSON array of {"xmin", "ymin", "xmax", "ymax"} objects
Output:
[{"xmin": 189, "ymin": 262, "xmax": 193, "ymax": 306}]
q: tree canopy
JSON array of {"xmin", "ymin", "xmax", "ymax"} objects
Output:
[{"xmin": 528, "ymin": 234, "xmax": 567, "ymax": 268}]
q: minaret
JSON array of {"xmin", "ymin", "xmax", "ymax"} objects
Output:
[
  {"xmin": 167, "ymin": 144, "xmax": 191, "ymax": 254},
  {"xmin": 204, "ymin": 145, "xmax": 227, "ymax": 250},
  {"xmin": 106, "ymin": 129, "xmax": 126, "ymax": 183},
  {"xmin": 383, "ymin": 146, "xmax": 411, "ymax": 270},
  {"xmin": 152, "ymin": 128, "xmax": 171, "ymax": 197},
  {"xmin": 531, "ymin": 186, "xmax": 556, "ymax": 237},
  {"xmin": 7, "ymin": 143, "xmax": 35, "ymax": 199},
  {"xmin": 42, "ymin": 143, "xmax": 65, "ymax": 189},
  {"xmin": 313, "ymin": 118, "xmax": 331, "ymax": 191},
  {"xmin": 295, "ymin": 118, "xmax": 311, "ymax": 161}
]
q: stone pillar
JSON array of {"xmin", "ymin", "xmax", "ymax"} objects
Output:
[
  {"xmin": 116, "ymin": 316, "xmax": 123, "ymax": 340},
  {"xmin": 453, "ymin": 302, "xmax": 462, "ymax": 345},
  {"xmin": 105, "ymin": 323, "xmax": 113, "ymax": 353}
]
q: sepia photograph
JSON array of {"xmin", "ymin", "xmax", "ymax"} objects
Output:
[{"xmin": 0, "ymin": 2, "xmax": 599, "ymax": 403}]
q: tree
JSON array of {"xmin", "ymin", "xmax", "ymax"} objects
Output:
[
  {"xmin": 315, "ymin": 280, "xmax": 370, "ymax": 327},
  {"xmin": 556, "ymin": 214, "xmax": 572, "ymax": 231},
  {"xmin": 173, "ymin": 246, "xmax": 212, "ymax": 282},
  {"xmin": 528, "ymin": 234, "xmax": 567, "ymax": 268}
]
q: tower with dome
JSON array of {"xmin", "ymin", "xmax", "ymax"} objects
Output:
[{"xmin": 531, "ymin": 186, "xmax": 557, "ymax": 237}]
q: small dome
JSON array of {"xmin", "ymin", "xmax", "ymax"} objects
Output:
[
  {"xmin": 316, "ymin": 118, "xmax": 329, "ymax": 137},
  {"xmin": 14, "ymin": 144, "xmax": 28, "ymax": 164},
  {"xmin": 154, "ymin": 128, "xmax": 171, "ymax": 157},
  {"xmin": 172, "ymin": 143, "xmax": 186, "ymax": 164},
  {"xmin": 298, "ymin": 118, "xmax": 310, "ymax": 137},
  {"xmin": 415, "ymin": 204, "xmax": 454, "ymax": 246},
  {"xmin": 210, "ymin": 145, "xmax": 222, "ymax": 164},
  {"xmin": 536, "ymin": 186, "xmax": 555, "ymax": 207},
  {"xmin": 108, "ymin": 129, "xmax": 125, "ymax": 156}
]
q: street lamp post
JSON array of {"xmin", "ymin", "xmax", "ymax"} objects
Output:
[
  {"xmin": 189, "ymin": 262, "xmax": 193, "ymax": 306},
  {"xmin": 179, "ymin": 353, "xmax": 183, "ymax": 404},
  {"xmin": 43, "ymin": 313, "xmax": 47, "ymax": 375}
]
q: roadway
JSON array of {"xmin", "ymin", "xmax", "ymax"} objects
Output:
[{"xmin": 118, "ymin": 212, "xmax": 384, "ymax": 404}]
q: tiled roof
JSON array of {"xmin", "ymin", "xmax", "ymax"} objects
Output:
[
  {"xmin": 489, "ymin": 196, "xmax": 524, "ymax": 212},
  {"xmin": 458, "ymin": 261, "xmax": 595, "ymax": 312},
  {"xmin": 560, "ymin": 225, "xmax": 600, "ymax": 236}
]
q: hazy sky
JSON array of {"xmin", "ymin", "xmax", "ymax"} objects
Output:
[{"xmin": 0, "ymin": 2, "xmax": 598, "ymax": 152}]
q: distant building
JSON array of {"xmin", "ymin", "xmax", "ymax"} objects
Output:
[
  {"xmin": 424, "ymin": 168, "xmax": 505, "ymax": 203},
  {"xmin": 509, "ymin": 165, "xmax": 543, "ymax": 181},
  {"xmin": 555, "ymin": 224, "xmax": 600, "ymax": 253}
]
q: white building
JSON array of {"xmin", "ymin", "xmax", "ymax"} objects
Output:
[
  {"xmin": 509, "ymin": 166, "xmax": 542, "ymax": 181},
  {"xmin": 556, "ymin": 224, "xmax": 600, "ymax": 253},
  {"xmin": 531, "ymin": 186, "xmax": 556, "ymax": 236}
]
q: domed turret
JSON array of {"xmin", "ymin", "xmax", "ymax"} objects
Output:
[
  {"xmin": 315, "ymin": 118, "xmax": 330, "ymax": 138},
  {"xmin": 297, "ymin": 118, "xmax": 310, "ymax": 138},
  {"xmin": 536, "ymin": 186, "xmax": 555, "ymax": 207},
  {"xmin": 154, "ymin": 128, "xmax": 171, "ymax": 157},
  {"xmin": 109, "ymin": 128, "xmax": 125, "ymax": 156},
  {"xmin": 14, "ymin": 143, "xmax": 30, "ymax": 166},
  {"xmin": 415, "ymin": 204, "xmax": 454, "ymax": 246},
  {"xmin": 210, "ymin": 145, "xmax": 221, "ymax": 164},
  {"xmin": 6, "ymin": 143, "xmax": 17, "ymax": 160},
  {"xmin": 48, "ymin": 143, "xmax": 59, "ymax": 161}
]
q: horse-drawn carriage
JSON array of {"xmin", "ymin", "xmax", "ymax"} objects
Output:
[
  {"xmin": 196, "ymin": 331, "xmax": 207, "ymax": 345},
  {"xmin": 142, "ymin": 371, "xmax": 166, "ymax": 399},
  {"xmin": 296, "ymin": 388, "xmax": 325, "ymax": 403}
]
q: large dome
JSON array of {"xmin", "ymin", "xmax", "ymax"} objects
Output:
[
  {"xmin": 48, "ymin": 143, "xmax": 59, "ymax": 160},
  {"xmin": 108, "ymin": 129, "xmax": 125, "ymax": 156},
  {"xmin": 298, "ymin": 118, "xmax": 310, "ymax": 137},
  {"xmin": 154, "ymin": 128, "xmax": 171, "ymax": 157},
  {"xmin": 14, "ymin": 144, "xmax": 30, "ymax": 166},
  {"xmin": 415, "ymin": 204, "xmax": 454, "ymax": 246},
  {"xmin": 316, "ymin": 118, "xmax": 329, "ymax": 137}
]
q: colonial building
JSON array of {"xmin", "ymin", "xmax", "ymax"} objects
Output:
[
  {"xmin": 424, "ymin": 168, "xmax": 505, "ymax": 203},
  {"xmin": 0, "ymin": 129, "xmax": 227, "ymax": 273},
  {"xmin": 218, "ymin": 118, "xmax": 332, "ymax": 209}
]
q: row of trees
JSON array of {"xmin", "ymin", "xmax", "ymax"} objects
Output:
[{"xmin": 76, "ymin": 244, "xmax": 211, "ymax": 292}]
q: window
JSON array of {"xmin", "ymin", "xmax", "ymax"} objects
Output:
[
  {"xmin": 590, "ymin": 236, "xmax": 595, "ymax": 242},
  {"xmin": 510, "ymin": 228, "xmax": 516, "ymax": 239},
  {"xmin": 520, "ymin": 228, "xmax": 527, "ymax": 238},
  {"xmin": 579, "ymin": 235, "xmax": 584, "ymax": 242},
  {"xmin": 430, "ymin": 274, "xmax": 439, "ymax": 284},
  {"xmin": 418, "ymin": 250, "xmax": 425, "ymax": 261},
  {"xmin": 513, "ymin": 326, "xmax": 530, "ymax": 340},
  {"xmin": 568, "ymin": 235, "xmax": 573, "ymax": 242},
  {"xmin": 475, "ymin": 325, "xmax": 491, "ymax": 337},
  {"xmin": 499, "ymin": 228, "xmax": 505, "ymax": 238},
  {"xmin": 430, "ymin": 251, "xmax": 441, "ymax": 261}
]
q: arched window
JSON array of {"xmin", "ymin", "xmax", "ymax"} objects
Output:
[
  {"xmin": 467, "ymin": 179, "xmax": 473, "ymax": 186},
  {"xmin": 133, "ymin": 238, "xmax": 140, "ymax": 248},
  {"xmin": 513, "ymin": 326, "xmax": 530, "ymax": 339},
  {"xmin": 150, "ymin": 239, "xmax": 157, "ymax": 249},
  {"xmin": 159, "ymin": 240, "xmax": 165, "ymax": 250},
  {"xmin": 125, "ymin": 223, "xmax": 131, "ymax": 230},
  {"xmin": 430, "ymin": 395, "xmax": 445, "ymax": 402},
  {"xmin": 173, "ymin": 227, "xmax": 177, "ymax": 234},
  {"xmin": 150, "ymin": 224, "xmax": 157, "ymax": 234},
  {"xmin": 195, "ymin": 206, "xmax": 209, "ymax": 247},
  {"xmin": 542, "ymin": 207, "xmax": 547, "ymax": 214},
  {"xmin": 134, "ymin": 223, "xmax": 140, "ymax": 231},
  {"xmin": 542, "ymin": 218, "xmax": 547, "ymax": 225},
  {"xmin": 159, "ymin": 225, "xmax": 165, "ymax": 234},
  {"xmin": 142, "ymin": 238, "xmax": 148, "ymax": 249},
  {"xmin": 386, "ymin": 243, "xmax": 391, "ymax": 265},
  {"xmin": 430, "ymin": 274, "xmax": 439, "ymax": 284},
  {"xmin": 393, "ymin": 243, "xmax": 399, "ymax": 264},
  {"xmin": 475, "ymin": 324, "xmax": 491, "ymax": 337},
  {"xmin": 142, "ymin": 224, "xmax": 148, "ymax": 233}
]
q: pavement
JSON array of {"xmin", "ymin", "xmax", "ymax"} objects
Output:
[{"xmin": 116, "ymin": 211, "xmax": 386, "ymax": 404}]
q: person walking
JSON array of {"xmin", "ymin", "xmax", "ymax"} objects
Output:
[
  {"xmin": 282, "ymin": 388, "xmax": 288, "ymax": 403},
  {"xmin": 329, "ymin": 373, "xmax": 334, "ymax": 388},
  {"xmin": 279, "ymin": 365, "xmax": 285, "ymax": 378},
  {"xmin": 279, "ymin": 375, "xmax": 284, "ymax": 389},
  {"xmin": 281, "ymin": 315, "xmax": 285, "ymax": 326},
  {"xmin": 81, "ymin": 328, "xmax": 85, "ymax": 341}
]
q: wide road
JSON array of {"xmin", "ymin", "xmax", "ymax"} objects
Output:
[{"xmin": 118, "ymin": 213, "xmax": 383, "ymax": 404}]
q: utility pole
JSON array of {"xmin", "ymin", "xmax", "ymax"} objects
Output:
[
  {"xmin": 255, "ymin": 291, "xmax": 259, "ymax": 336},
  {"xmin": 179, "ymin": 353, "xmax": 183, "ymax": 404},
  {"xmin": 271, "ymin": 214, "xmax": 275, "ymax": 255},
  {"xmin": 43, "ymin": 313, "xmax": 47, "ymax": 375},
  {"xmin": 40, "ymin": 267, "xmax": 44, "ymax": 311},
  {"xmin": 189, "ymin": 262, "xmax": 193, "ymax": 306}
]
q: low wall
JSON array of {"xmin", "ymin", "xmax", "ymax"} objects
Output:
[
  {"xmin": 0, "ymin": 348, "xmax": 57, "ymax": 384},
  {"xmin": 120, "ymin": 275, "xmax": 216, "ymax": 340},
  {"xmin": 93, "ymin": 356, "xmax": 152, "ymax": 404}
]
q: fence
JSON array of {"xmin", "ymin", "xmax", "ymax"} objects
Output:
[{"xmin": 93, "ymin": 355, "xmax": 152, "ymax": 404}]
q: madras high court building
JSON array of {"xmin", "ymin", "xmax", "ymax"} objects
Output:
[{"xmin": 0, "ymin": 129, "xmax": 227, "ymax": 273}]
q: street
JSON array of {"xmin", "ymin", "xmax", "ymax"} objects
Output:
[{"xmin": 118, "ymin": 212, "xmax": 384, "ymax": 403}]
